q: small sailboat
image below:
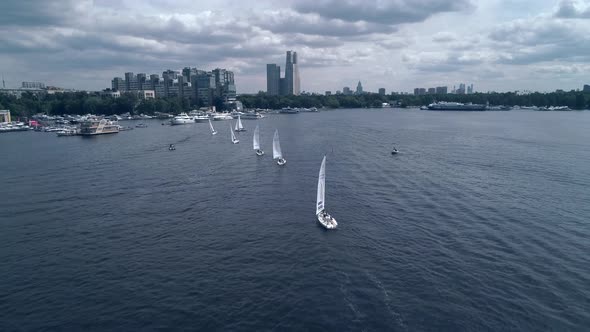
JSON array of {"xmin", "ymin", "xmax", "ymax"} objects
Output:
[
  {"xmin": 391, "ymin": 144, "xmax": 399, "ymax": 155},
  {"xmin": 209, "ymin": 119, "xmax": 217, "ymax": 135},
  {"xmin": 234, "ymin": 115, "xmax": 245, "ymax": 132},
  {"xmin": 316, "ymin": 155, "xmax": 337, "ymax": 229},
  {"xmin": 253, "ymin": 124, "xmax": 264, "ymax": 156},
  {"xmin": 273, "ymin": 129, "xmax": 286, "ymax": 165},
  {"xmin": 230, "ymin": 123, "xmax": 239, "ymax": 144}
]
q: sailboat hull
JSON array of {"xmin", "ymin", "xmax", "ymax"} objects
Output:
[
  {"xmin": 317, "ymin": 213, "xmax": 337, "ymax": 229},
  {"xmin": 277, "ymin": 158, "xmax": 286, "ymax": 166},
  {"xmin": 256, "ymin": 150, "xmax": 264, "ymax": 156},
  {"xmin": 232, "ymin": 139, "xmax": 240, "ymax": 144}
]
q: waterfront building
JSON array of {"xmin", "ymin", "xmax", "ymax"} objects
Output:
[
  {"xmin": 378, "ymin": 88, "xmax": 386, "ymax": 95},
  {"xmin": 325, "ymin": 91, "xmax": 332, "ymax": 96},
  {"xmin": 343, "ymin": 87, "xmax": 352, "ymax": 95},
  {"xmin": 109, "ymin": 67, "xmax": 235, "ymax": 103},
  {"xmin": 111, "ymin": 77, "xmax": 125, "ymax": 91},
  {"xmin": 414, "ymin": 88, "xmax": 426, "ymax": 95},
  {"xmin": 584, "ymin": 84, "xmax": 590, "ymax": 92},
  {"xmin": 428, "ymin": 88, "xmax": 436, "ymax": 94},
  {"xmin": 21, "ymin": 82, "xmax": 45, "ymax": 89},
  {"xmin": 0, "ymin": 110, "xmax": 10, "ymax": 123},
  {"xmin": 435, "ymin": 86, "xmax": 448, "ymax": 94},
  {"xmin": 100, "ymin": 90, "xmax": 121, "ymax": 98}
]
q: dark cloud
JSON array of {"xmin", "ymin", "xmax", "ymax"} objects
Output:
[
  {"xmin": 554, "ymin": 0, "xmax": 590, "ymax": 19},
  {"xmin": 293, "ymin": 0, "xmax": 473, "ymax": 25},
  {"xmin": 0, "ymin": 0, "xmax": 85, "ymax": 27},
  {"xmin": 254, "ymin": 10, "xmax": 396, "ymax": 36}
]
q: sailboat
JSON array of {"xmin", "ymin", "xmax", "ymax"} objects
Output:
[
  {"xmin": 234, "ymin": 115, "xmax": 245, "ymax": 132},
  {"xmin": 230, "ymin": 123, "xmax": 239, "ymax": 144},
  {"xmin": 316, "ymin": 155, "xmax": 337, "ymax": 229},
  {"xmin": 253, "ymin": 124, "xmax": 264, "ymax": 156},
  {"xmin": 273, "ymin": 129, "xmax": 286, "ymax": 165},
  {"xmin": 209, "ymin": 119, "xmax": 217, "ymax": 135}
]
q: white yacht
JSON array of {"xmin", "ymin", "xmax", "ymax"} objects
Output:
[
  {"xmin": 317, "ymin": 155, "xmax": 337, "ymax": 229},
  {"xmin": 171, "ymin": 113, "xmax": 193, "ymax": 125},
  {"xmin": 213, "ymin": 113, "xmax": 233, "ymax": 121},
  {"xmin": 241, "ymin": 112, "xmax": 264, "ymax": 120},
  {"xmin": 194, "ymin": 114, "xmax": 210, "ymax": 123},
  {"xmin": 273, "ymin": 129, "xmax": 286, "ymax": 166}
]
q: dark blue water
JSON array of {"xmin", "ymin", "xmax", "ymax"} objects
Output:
[{"xmin": 1, "ymin": 109, "xmax": 589, "ymax": 331}]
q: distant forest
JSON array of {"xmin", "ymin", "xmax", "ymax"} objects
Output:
[{"xmin": 1, "ymin": 90, "xmax": 589, "ymax": 119}]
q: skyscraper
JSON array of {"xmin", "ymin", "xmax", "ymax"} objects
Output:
[
  {"xmin": 284, "ymin": 51, "xmax": 300, "ymax": 95},
  {"xmin": 266, "ymin": 64, "xmax": 280, "ymax": 96},
  {"xmin": 267, "ymin": 50, "xmax": 301, "ymax": 96},
  {"xmin": 356, "ymin": 81, "xmax": 363, "ymax": 95}
]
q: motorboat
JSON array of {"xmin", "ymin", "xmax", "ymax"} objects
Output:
[
  {"xmin": 135, "ymin": 123, "xmax": 148, "ymax": 128},
  {"xmin": 213, "ymin": 113, "xmax": 233, "ymax": 121},
  {"xmin": 169, "ymin": 144, "xmax": 176, "ymax": 151},
  {"xmin": 392, "ymin": 146, "xmax": 399, "ymax": 155},
  {"xmin": 171, "ymin": 113, "xmax": 193, "ymax": 125},
  {"xmin": 194, "ymin": 114, "xmax": 210, "ymax": 123}
]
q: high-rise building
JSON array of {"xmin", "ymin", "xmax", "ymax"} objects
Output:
[
  {"xmin": 435, "ymin": 86, "xmax": 448, "ymax": 94},
  {"xmin": 457, "ymin": 83, "xmax": 466, "ymax": 94},
  {"xmin": 111, "ymin": 77, "xmax": 126, "ymax": 91},
  {"xmin": 355, "ymin": 81, "xmax": 363, "ymax": 95},
  {"xmin": 266, "ymin": 64, "xmax": 280, "ymax": 96},
  {"xmin": 267, "ymin": 50, "xmax": 301, "ymax": 96},
  {"xmin": 343, "ymin": 87, "xmax": 352, "ymax": 95},
  {"xmin": 378, "ymin": 88, "xmax": 386, "ymax": 95},
  {"xmin": 284, "ymin": 50, "xmax": 300, "ymax": 95},
  {"xmin": 428, "ymin": 88, "xmax": 436, "ymax": 94},
  {"xmin": 414, "ymin": 88, "xmax": 426, "ymax": 95},
  {"xmin": 584, "ymin": 84, "xmax": 590, "ymax": 92},
  {"xmin": 21, "ymin": 82, "xmax": 45, "ymax": 89},
  {"xmin": 467, "ymin": 84, "xmax": 474, "ymax": 94},
  {"xmin": 325, "ymin": 91, "xmax": 332, "ymax": 96}
]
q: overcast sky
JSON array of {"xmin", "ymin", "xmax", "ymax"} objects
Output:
[{"xmin": 1, "ymin": 0, "xmax": 590, "ymax": 93}]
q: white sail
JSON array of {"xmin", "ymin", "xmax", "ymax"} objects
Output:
[
  {"xmin": 316, "ymin": 155, "xmax": 326, "ymax": 215},
  {"xmin": 234, "ymin": 119, "xmax": 239, "ymax": 131},
  {"xmin": 230, "ymin": 123, "xmax": 237, "ymax": 141},
  {"xmin": 253, "ymin": 124, "xmax": 260, "ymax": 150},
  {"xmin": 272, "ymin": 129, "xmax": 282, "ymax": 159},
  {"xmin": 237, "ymin": 115, "xmax": 244, "ymax": 130},
  {"xmin": 209, "ymin": 119, "xmax": 216, "ymax": 133}
]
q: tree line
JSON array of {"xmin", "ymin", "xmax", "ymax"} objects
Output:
[
  {"xmin": 2, "ymin": 89, "xmax": 589, "ymax": 119},
  {"xmin": 239, "ymin": 90, "xmax": 590, "ymax": 110}
]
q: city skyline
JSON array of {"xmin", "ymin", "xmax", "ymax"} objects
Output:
[{"xmin": 1, "ymin": 0, "xmax": 590, "ymax": 93}]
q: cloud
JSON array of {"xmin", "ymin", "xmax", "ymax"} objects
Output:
[
  {"xmin": 554, "ymin": 0, "xmax": 590, "ymax": 18},
  {"xmin": 254, "ymin": 10, "xmax": 396, "ymax": 37},
  {"xmin": 293, "ymin": 0, "xmax": 473, "ymax": 25},
  {"xmin": 432, "ymin": 32, "xmax": 457, "ymax": 43},
  {"xmin": 489, "ymin": 16, "xmax": 590, "ymax": 64}
]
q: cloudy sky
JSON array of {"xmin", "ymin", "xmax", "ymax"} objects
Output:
[{"xmin": 1, "ymin": 0, "xmax": 590, "ymax": 93}]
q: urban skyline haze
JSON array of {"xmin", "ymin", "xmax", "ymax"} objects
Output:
[{"xmin": 1, "ymin": 0, "xmax": 590, "ymax": 93}]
